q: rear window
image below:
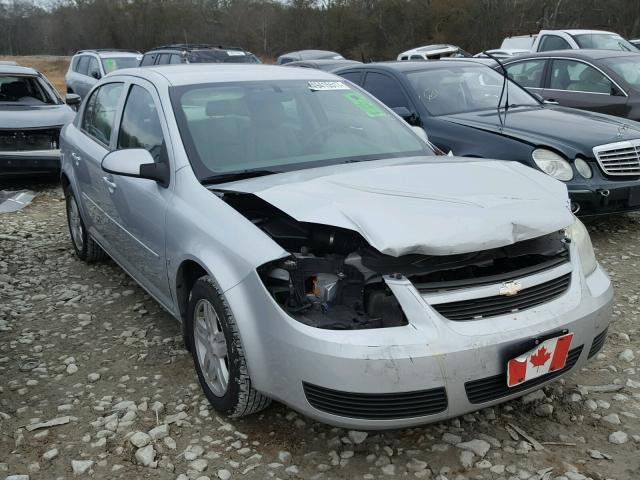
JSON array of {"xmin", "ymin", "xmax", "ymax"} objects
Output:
[
  {"xmin": 573, "ymin": 34, "xmax": 638, "ymax": 52},
  {"xmin": 188, "ymin": 50, "xmax": 261, "ymax": 64},
  {"xmin": 102, "ymin": 56, "xmax": 141, "ymax": 74}
]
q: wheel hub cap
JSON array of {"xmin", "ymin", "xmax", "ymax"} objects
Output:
[{"xmin": 194, "ymin": 299, "xmax": 229, "ymax": 397}]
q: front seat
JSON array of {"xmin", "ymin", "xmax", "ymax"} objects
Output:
[
  {"xmin": 568, "ymin": 67, "xmax": 611, "ymax": 94},
  {"xmin": 247, "ymin": 93, "xmax": 301, "ymax": 164},
  {"xmin": 2, "ymin": 81, "xmax": 29, "ymax": 100}
]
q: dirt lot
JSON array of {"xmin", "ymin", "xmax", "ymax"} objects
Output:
[
  {"xmin": 0, "ymin": 179, "xmax": 639, "ymax": 480},
  {"xmin": 0, "ymin": 56, "xmax": 70, "ymax": 95}
]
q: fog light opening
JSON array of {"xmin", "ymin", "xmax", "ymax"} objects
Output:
[{"xmin": 571, "ymin": 202, "xmax": 581, "ymax": 214}]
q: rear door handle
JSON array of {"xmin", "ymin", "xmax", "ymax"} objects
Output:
[
  {"xmin": 102, "ymin": 176, "xmax": 117, "ymax": 191},
  {"xmin": 71, "ymin": 152, "xmax": 81, "ymax": 165}
]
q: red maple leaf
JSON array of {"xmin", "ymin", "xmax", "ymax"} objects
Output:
[{"xmin": 530, "ymin": 346, "xmax": 552, "ymax": 369}]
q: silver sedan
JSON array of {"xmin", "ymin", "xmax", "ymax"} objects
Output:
[{"xmin": 60, "ymin": 64, "xmax": 612, "ymax": 429}]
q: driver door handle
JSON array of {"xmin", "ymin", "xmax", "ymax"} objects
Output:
[
  {"xmin": 102, "ymin": 176, "xmax": 117, "ymax": 191},
  {"xmin": 71, "ymin": 152, "xmax": 81, "ymax": 166}
]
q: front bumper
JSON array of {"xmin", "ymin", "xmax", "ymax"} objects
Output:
[
  {"xmin": 568, "ymin": 170, "xmax": 640, "ymax": 216},
  {"xmin": 226, "ymin": 246, "xmax": 612, "ymax": 429},
  {"xmin": 0, "ymin": 150, "xmax": 61, "ymax": 176}
]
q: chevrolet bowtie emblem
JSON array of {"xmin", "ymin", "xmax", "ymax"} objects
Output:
[{"xmin": 499, "ymin": 281, "xmax": 522, "ymax": 296}]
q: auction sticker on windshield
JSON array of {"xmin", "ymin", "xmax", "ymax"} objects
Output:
[
  {"xmin": 507, "ymin": 333, "xmax": 573, "ymax": 387},
  {"xmin": 308, "ymin": 81, "xmax": 349, "ymax": 91},
  {"xmin": 343, "ymin": 92, "xmax": 387, "ymax": 117}
]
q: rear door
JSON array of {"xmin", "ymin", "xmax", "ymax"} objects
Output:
[
  {"xmin": 73, "ymin": 55, "xmax": 90, "ymax": 98},
  {"xmin": 71, "ymin": 82, "xmax": 125, "ymax": 245},
  {"xmin": 545, "ymin": 58, "xmax": 628, "ymax": 115}
]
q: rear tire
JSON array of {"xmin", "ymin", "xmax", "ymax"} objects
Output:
[
  {"xmin": 188, "ymin": 275, "xmax": 271, "ymax": 417},
  {"xmin": 64, "ymin": 186, "xmax": 106, "ymax": 262}
]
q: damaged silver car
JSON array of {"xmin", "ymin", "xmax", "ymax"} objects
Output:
[{"xmin": 60, "ymin": 64, "xmax": 612, "ymax": 428}]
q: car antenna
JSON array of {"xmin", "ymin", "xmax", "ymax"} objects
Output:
[{"xmin": 481, "ymin": 50, "xmax": 510, "ymax": 127}]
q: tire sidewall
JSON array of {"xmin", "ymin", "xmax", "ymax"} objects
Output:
[
  {"xmin": 64, "ymin": 187, "xmax": 88, "ymax": 260},
  {"xmin": 187, "ymin": 277, "xmax": 243, "ymax": 415}
]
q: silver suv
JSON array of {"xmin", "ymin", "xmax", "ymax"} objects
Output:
[
  {"xmin": 60, "ymin": 64, "xmax": 612, "ymax": 429},
  {"xmin": 65, "ymin": 49, "xmax": 141, "ymax": 99}
]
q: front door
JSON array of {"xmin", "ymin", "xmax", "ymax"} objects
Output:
[{"xmin": 105, "ymin": 81, "xmax": 173, "ymax": 305}]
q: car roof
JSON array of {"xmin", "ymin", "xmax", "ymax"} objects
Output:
[
  {"xmin": 286, "ymin": 59, "xmax": 360, "ymax": 67},
  {"xmin": 502, "ymin": 49, "xmax": 640, "ymax": 61},
  {"xmin": 540, "ymin": 29, "xmax": 619, "ymax": 36},
  {"xmin": 76, "ymin": 49, "xmax": 141, "ymax": 57},
  {"xmin": 111, "ymin": 64, "xmax": 340, "ymax": 86},
  {"xmin": 399, "ymin": 44, "xmax": 459, "ymax": 55},
  {"xmin": 146, "ymin": 44, "xmax": 250, "ymax": 53},
  {"xmin": 335, "ymin": 60, "xmax": 490, "ymax": 73},
  {"xmin": 0, "ymin": 65, "xmax": 39, "ymax": 76}
]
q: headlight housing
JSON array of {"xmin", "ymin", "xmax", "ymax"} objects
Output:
[
  {"xmin": 574, "ymin": 158, "xmax": 593, "ymax": 179},
  {"xmin": 532, "ymin": 148, "xmax": 573, "ymax": 181},
  {"xmin": 565, "ymin": 216, "xmax": 597, "ymax": 276}
]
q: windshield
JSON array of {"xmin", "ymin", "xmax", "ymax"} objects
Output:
[
  {"xmin": 102, "ymin": 57, "xmax": 141, "ymax": 73},
  {"xmin": 602, "ymin": 57, "xmax": 640, "ymax": 88},
  {"xmin": 0, "ymin": 74, "xmax": 59, "ymax": 105},
  {"xmin": 171, "ymin": 80, "xmax": 431, "ymax": 180},
  {"xmin": 188, "ymin": 50, "xmax": 261, "ymax": 64},
  {"xmin": 406, "ymin": 65, "xmax": 539, "ymax": 116},
  {"xmin": 573, "ymin": 34, "xmax": 638, "ymax": 52}
]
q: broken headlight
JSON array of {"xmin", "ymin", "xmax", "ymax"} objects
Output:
[
  {"xmin": 565, "ymin": 216, "xmax": 597, "ymax": 276},
  {"xmin": 532, "ymin": 148, "xmax": 573, "ymax": 181}
]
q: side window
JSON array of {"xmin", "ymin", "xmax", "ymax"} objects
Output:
[
  {"xmin": 87, "ymin": 57, "xmax": 101, "ymax": 79},
  {"xmin": 76, "ymin": 56, "xmax": 90, "ymax": 75},
  {"xmin": 169, "ymin": 54, "xmax": 182, "ymax": 64},
  {"xmin": 140, "ymin": 53, "xmax": 157, "ymax": 66},
  {"xmin": 117, "ymin": 85, "xmax": 165, "ymax": 162},
  {"xmin": 538, "ymin": 35, "xmax": 572, "ymax": 52},
  {"xmin": 339, "ymin": 71, "xmax": 363, "ymax": 85},
  {"xmin": 81, "ymin": 83, "xmax": 124, "ymax": 146},
  {"xmin": 362, "ymin": 72, "xmax": 410, "ymax": 109},
  {"xmin": 550, "ymin": 59, "xmax": 613, "ymax": 93},
  {"xmin": 410, "ymin": 55, "xmax": 423, "ymax": 60},
  {"xmin": 156, "ymin": 53, "xmax": 170, "ymax": 65},
  {"xmin": 505, "ymin": 59, "xmax": 546, "ymax": 88}
]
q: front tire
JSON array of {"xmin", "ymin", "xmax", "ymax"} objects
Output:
[
  {"xmin": 64, "ymin": 187, "xmax": 106, "ymax": 262},
  {"xmin": 188, "ymin": 275, "xmax": 271, "ymax": 417}
]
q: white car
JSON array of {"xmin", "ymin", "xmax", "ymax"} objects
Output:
[
  {"xmin": 531, "ymin": 29, "xmax": 638, "ymax": 53},
  {"xmin": 397, "ymin": 44, "xmax": 469, "ymax": 61}
]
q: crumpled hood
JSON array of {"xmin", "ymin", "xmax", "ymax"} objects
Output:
[
  {"xmin": 0, "ymin": 104, "xmax": 75, "ymax": 129},
  {"xmin": 442, "ymin": 106, "xmax": 640, "ymax": 155},
  {"xmin": 214, "ymin": 157, "xmax": 574, "ymax": 256}
]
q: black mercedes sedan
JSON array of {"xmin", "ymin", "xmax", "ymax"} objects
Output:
[
  {"xmin": 1, "ymin": 64, "xmax": 77, "ymax": 177},
  {"xmin": 334, "ymin": 60, "xmax": 640, "ymax": 216},
  {"xmin": 499, "ymin": 50, "xmax": 640, "ymax": 121}
]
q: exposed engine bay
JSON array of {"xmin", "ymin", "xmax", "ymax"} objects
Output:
[{"xmin": 218, "ymin": 192, "xmax": 570, "ymax": 330}]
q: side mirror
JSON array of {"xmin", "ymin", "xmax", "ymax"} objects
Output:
[
  {"xmin": 611, "ymin": 85, "xmax": 624, "ymax": 96},
  {"xmin": 65, "ymin": 93, "xmax": 81, "ymax": 109},
  {"xmin": 391, "ymin": 106, "xmax": 420, "ymax": 126},
  {"xmin": 101, "ymin": 149, "xmax": 169, "ymax": 187},
  {"xmin": 90, "ymin": 70, "xmax": 101, "ymax": 80}
]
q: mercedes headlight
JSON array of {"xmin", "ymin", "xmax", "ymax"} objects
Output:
[
  {"xmin": 532, "ymin": 148, "xmax": 573, "ymax": 181},
  {"xmin": 565, "ymin": 216, "xmax": 597, "ymax": 276},
  {"xmin": 574, "ymin": 158, "xmax": 593, "ymax": 179}
]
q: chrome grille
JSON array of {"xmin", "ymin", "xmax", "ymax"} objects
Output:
[{"xmin": 593, "ymin": 140, "xmax": 640, "ymax": 176}]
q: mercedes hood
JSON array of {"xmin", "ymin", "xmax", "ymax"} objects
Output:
[
  {"xmin": 213, "ymin": 157, "xmax": 574, "ymax": 257},
  {"xmin": 441, "ymin": 105, "xmax": 640, "ymax": 155}
]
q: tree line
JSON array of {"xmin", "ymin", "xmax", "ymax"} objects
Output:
[{"xmin": 2, "ymin": 0, "xmax": 640, "ymax": 60}]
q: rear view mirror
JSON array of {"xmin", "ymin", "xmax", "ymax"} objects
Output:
[
  {"xmin": 391, "ymin": 106, "xmax": 420, "ymax": 126},
  {"xmin": 65, "ymin": 93, "xmax": 81, "ymax": 109},
  {"xmin": 101, "ymin": 149, "xmax": 169, "ymax": 187}
]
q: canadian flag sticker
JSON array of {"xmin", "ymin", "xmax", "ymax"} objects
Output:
[{"xmin": 507, "ymin": 333, "xmax": 574, "ymax": 387}]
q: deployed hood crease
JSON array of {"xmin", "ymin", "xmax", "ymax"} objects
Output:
[{"xmin": 213, "ymin": 157, "xmax": 574, "ymax": 256}]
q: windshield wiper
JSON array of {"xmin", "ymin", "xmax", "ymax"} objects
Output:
[{"xmin": 200, "ymin": 169, "xmax": 281, "ymax": 185}]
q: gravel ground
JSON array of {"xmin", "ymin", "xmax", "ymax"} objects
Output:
[{"xmin": 1, "ymin": 180, "xmax": 639, "ymax": 480}]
